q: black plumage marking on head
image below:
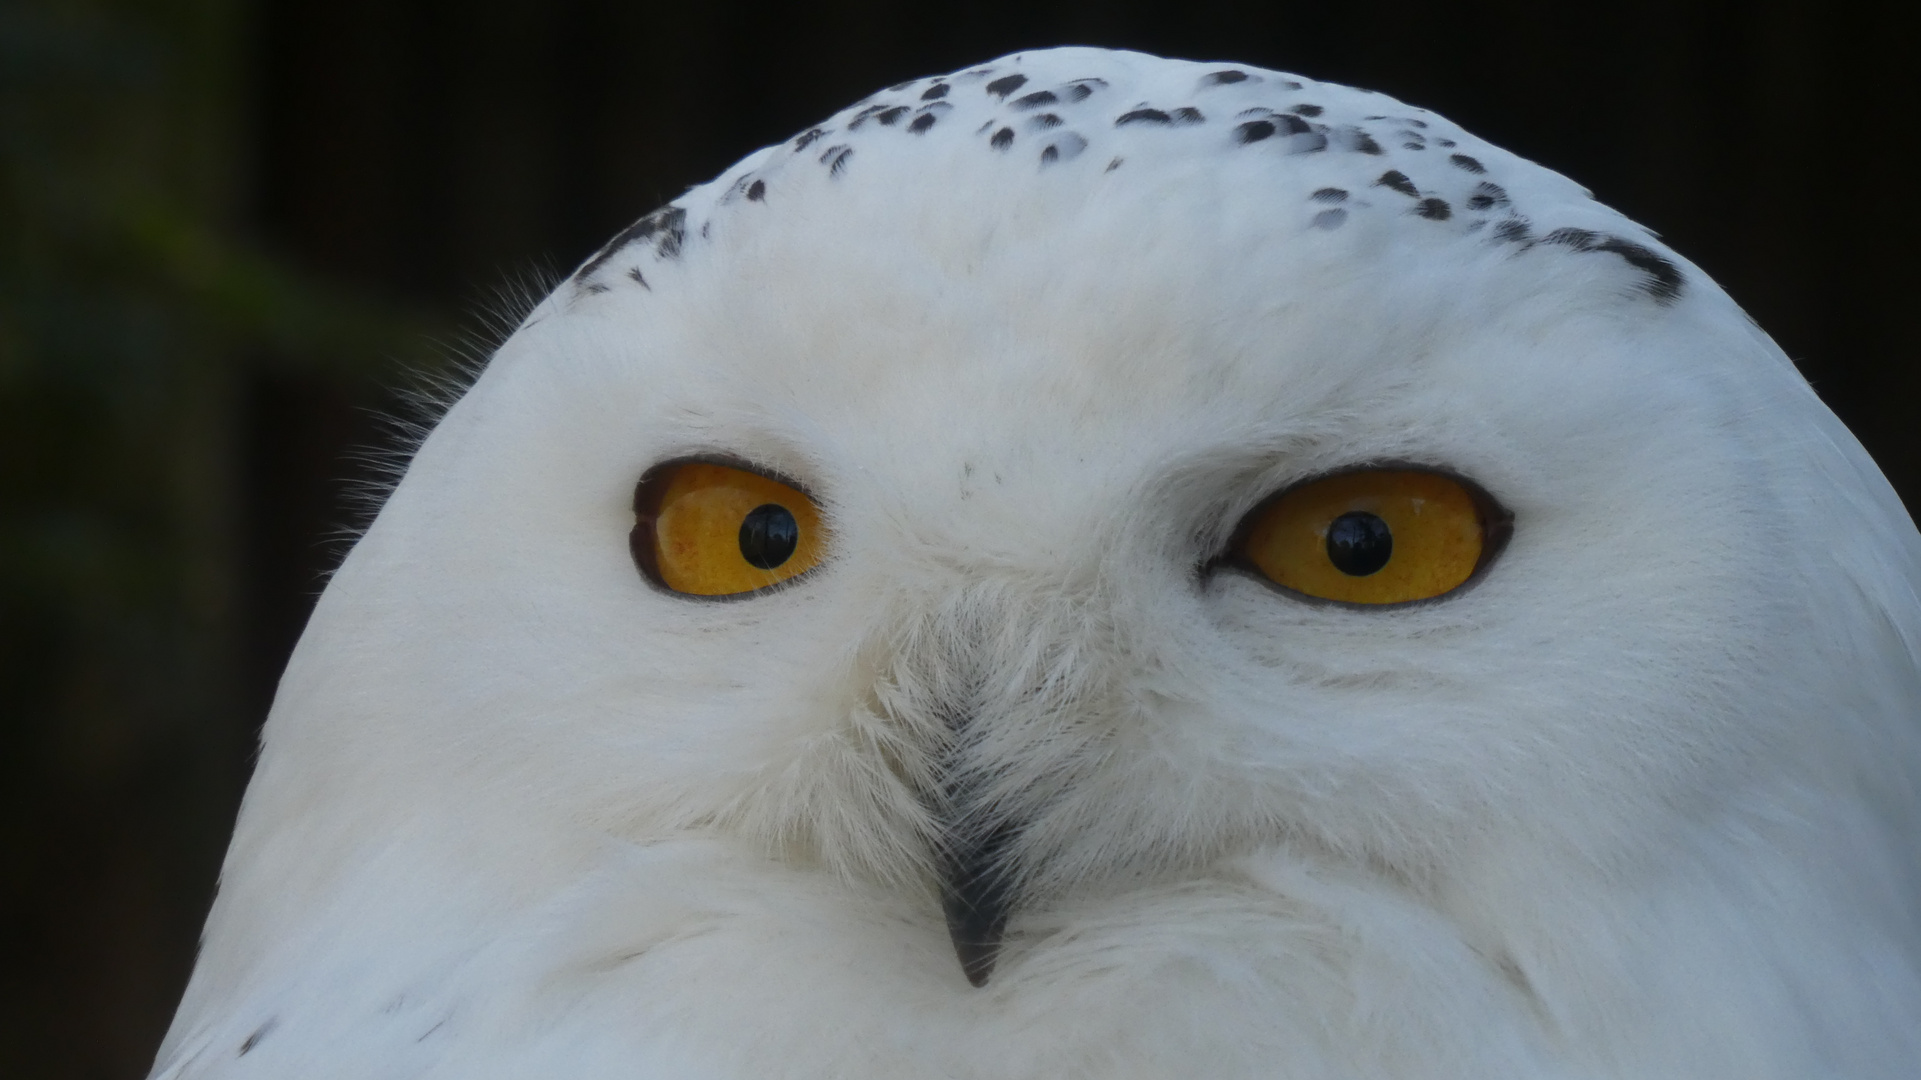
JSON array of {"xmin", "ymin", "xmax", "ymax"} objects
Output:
[
  {"xmin": 1465, "ymin": 181, "xmax": 1508, "ymax": 210},
  {"xmin": 1275, "ymin": 113, "xmax": 1313, "ymax": 136},
  {"xmin": 1013, "ymin": 90, "xmax": 1059, "ymax": 110},
  {"xmin": 1312, "ymin": 187, "xmax": 1348, "ymax": 203},
  {"xmin": 1494, "ymin": 217, "xmax": 1533, "ymax": 244},
  {"xmin": 1312, "ymin": 208, "xmax": 1348, "ymax": 229},
  {"xmin": 1205, "ymin": 69, "xmax": 1249, "ymax": 84},
  {"xmin": 574, "ymin": 206, "xmax": 686, "ymax": 285},
  {"xmin": 745, "ymin": 180, "xmax": 765, "ymax": 201},
  {"xmin": 922, "ymin": 82, "xmax": 950, "ymax": 100},
  {"xmin": 1541, "ymin": 228, "xmax": 1687, "ymax": 304},
  {"xmin": 239, "ymin": 1019, "xmax": 277, "ymax": 1057},
  {"xmin": 821, "ymin": 144, "xmax": 853, "ymax": 175},
  {"xmin": 986, "ymin": 74, "xmax": 1028, "ymax": 98},
  {"xmin": 627, "ymin": 267, "xmax": 649, "ymax": 289},
  {"xmin": 910, "ymin": 112, "xmax": 938, "ymax": 134},
  {"xmin": 1449, "ymin": 153, "xmax": 1487, "ymax": 174},
  {"xmin": 1350, "ymin": 131, "xmax": 1384, "ymax": 155},
  {"xmin": 793, "ymin": 128, "xmax": 826, "ymax": 151},
  {"xmin": 1064, "ymin": 79, "xmax": 1107, "ymax": 102},
  {"xmin": 849, "ymin": 103, "xmax": 906, "ymax": 130},
  {"xmin": 1105, "ymin": 157, "xmax": 1123, "ymax": 171},
  {"xmin": 1172, "ymin": 106, "xmax": 1205, "ymax": 124},
  {"xmin": 1039, "ymin": 132, "xmax": 1087, "ymax": 165},
  {"xmin": 1437, "ymin": 137, "xmax": 1457, "ymax": 147},
  {"xmin": 1289, "ymin": 103, "xmax": 1324, "ymax": 117},
  {"xmin": 991, "ymin": 126, "xmax": 1015, "ymax": 149},
  {"xmin": 1116, "ymin": 107, "xmax": 1173, "ymax": 125},
  {"xmin": 1030, "ymin": 113, "xmax": 1064, "ymax": 129},
  {"xmin": 1374, "ymin": 170, "xmax": 1420, "ymax": 197},
  {"xmin": 1414, "ymin": 197, "xmax": 1452, "ymax": 220},
  {"xmin": 1236, "ymin": 119, "xmax": 1276, "ymax": 143}
]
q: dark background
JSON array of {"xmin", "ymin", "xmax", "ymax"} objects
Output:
[{"xmin": 3, "ymin": 1, "xmax": 1915, "ymax": 1076}]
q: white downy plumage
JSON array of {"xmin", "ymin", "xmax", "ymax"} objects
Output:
[{"xmin": 153, "ymin": 48, "xmax": 1921, "ymax": 1079}]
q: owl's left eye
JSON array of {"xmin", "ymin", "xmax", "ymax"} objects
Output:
[
  {"xmin": 631, "ymin": 460, "xmax": 827, "ymax": 597},
  {"xmin": 1225, "ymin": 467, "xmax": 1511, "ymax": 605}
]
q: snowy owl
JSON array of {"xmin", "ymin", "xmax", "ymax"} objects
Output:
[{"xmin": 152, "ymin": 48, "xmax": 1921, "ymax": 1079}]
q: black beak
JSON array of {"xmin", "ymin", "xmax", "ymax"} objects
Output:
[{"xmin": 939, "ymin": 815, "xmax": 1021, "ymax": 986}]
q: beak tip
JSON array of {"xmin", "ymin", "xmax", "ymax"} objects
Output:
[
  {"xmin": 943, "ymin": 891, "xmax": 1008, "ymax": 988},
  {"xmin": 956, "ymin": 942, "xmax": 997, "ymax": 987}
]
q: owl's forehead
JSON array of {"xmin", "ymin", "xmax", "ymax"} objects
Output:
[
  {"xmin": 565, "ymin": 47, "xmax": 1685, "ymax": 323},
  {"xmin": 524, "ymin": 49, "xmax": 1705, "ymax": 496}
]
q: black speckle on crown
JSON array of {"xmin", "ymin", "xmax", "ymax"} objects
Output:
[
  {"xmin": 627, "ymin": 267, "xmax": 648, "ymax": 289},
  {"xmin": 1312, "ymin": 208, "xmax": 1348, "ymax": 230},
  {"xmin": 1205, "ymin": 69, "xmax": 1249, "ymax": 84},
  {"xmin": 1347, "ymin": 130, "xmax": 1384, "ymax": 155},
  {"xmin": 1539, "ymin": 228, "xmax": 1686, "ymax": 304},
  {"xmin": 922, "ymin": 82, "xmax": 950, "ymax": 100},
  {"xmin": 573, "ymin": 205, "xmax": 686, "ymax": 287},
  {"xmin": 1275, "ymin": 113, "xmax": 1312, "ymax": 135},
  {"xmin": 910, "ymin": 111, "xmax": 938, "ymax": 133},
  {"xmin": 1288, "ymin": 103, "xmax": 1324, "ymax": 117},
  {"xmin": 1171, "ymin": 106, "xmax": 1205, "ymax": 123},
  {"xmin": 1012, "ymin": 90, "xmax": 1059, "ymax": 110},
  {"xmin": 986, "ymin": 74, "xmax": 1028, "ymax": 98},
  {"xmin": 1312, "ymin": 187, "xmax": 1348, "ymax": 203},
  {"xmin": 238, "ymin": 1019, "xmax": 277, "ymax": 1057},
  {"xmin": 849, "ymin": 103, "xmax": 908, "ymax": 130},
  {"xmin": 1063, "ymin": 78, "xmax": 1107, "ymax": 101},
  {"xmin": 1465, "ymin": 181, "xmax": 1508, "ymax": 210},
  {"xmin": 820, "ymin": 144, "xmax": 853, "ymax": 175},
  {"xmin": 1040, "ymin": 132, "xmax": 1088, "ymax": 166},
  {"xmin": 991, "ymin": 126, "xmax": 1015, "ymax": 149},
  {"xmin": 1449, "ymin": 153, "xmax": 1486, "ymax": 173},
  {"xmin": 1414, "ymin": 197, "xmax": 1451, "ymax": 220},
  {"xmin": 1116, "ymin": 107, "xmax": 1173, "ymax": 125},
  {"xmin": 1030, "ymin": 112, "xmax": 1064, "ymax": 129},
  {"xmin": 1494, "ymin": 217, "xmax": 1533, "ymax": 244},
  {"xmin": 1236, "ymin": 119, "xmax": 1276, "ymax": 144},
  {"xmin": 746, "ymin": 180, "xmax": 765, "ymax": 201},
  {"xmin": 1374, "ymin": 170, "xmax": 1420, "ymax": 197},
  {"xmin": 888, "ymin": 78, "xmax": 916, "ymax": 92},
  {"xmin": 793, "ymin": 128, "xmax": 825, "ymax": 151}
]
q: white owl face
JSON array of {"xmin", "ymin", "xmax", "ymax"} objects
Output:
[
  {"xmin": 325, "ymin": 48, "xmax": 1844, "ymax": 980},
  {"xmin": 164, "ymin": 48, "xmax": 1921, "ymax": 1078}
]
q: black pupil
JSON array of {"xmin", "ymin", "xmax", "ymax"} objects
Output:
[
  {"xmin": 739, "ymin": 504, "xmax": 799, "ymax": 570},
  {"xmin": 1325, "ymin": 511, "xmax": 1393, "ymax": 576}
]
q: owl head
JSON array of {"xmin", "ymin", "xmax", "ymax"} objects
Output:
[{"xmin": 158, "ymin": 47, "xmax": 1921, "ymax": 1079}]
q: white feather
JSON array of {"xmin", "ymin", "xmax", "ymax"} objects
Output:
[{"xmin": 153, "ymin": 47, "xmax": 1921, "ymax": 1079}]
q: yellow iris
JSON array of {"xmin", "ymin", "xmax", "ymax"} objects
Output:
[
  {"xmin": 632, "ymin": 461, "xmax": 827, "ymax": 597},
  {"xmin": 1234, "ymin": 469, "xmax": 1503, "ymax": 605}
]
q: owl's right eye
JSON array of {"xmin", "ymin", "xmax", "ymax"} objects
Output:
[{"xmin": 631, "ymin": 460, "xmax": 827, "ymax": 597}]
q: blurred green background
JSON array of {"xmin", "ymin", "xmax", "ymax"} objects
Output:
[{"xmin": 2, "ymin": 0, "xmax": 1915, "ymax": 1076}]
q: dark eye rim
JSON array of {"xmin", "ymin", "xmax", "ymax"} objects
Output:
[
  {"xmin": 1207, "ymin": 462, "xmax": 1514, "ymax": 610},
  {"xmin": 630, "ymin": 453, "xmax": 826, "ymax": 602}
]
